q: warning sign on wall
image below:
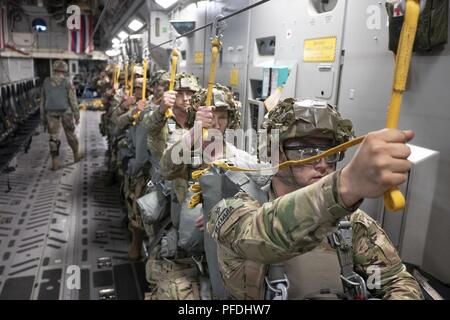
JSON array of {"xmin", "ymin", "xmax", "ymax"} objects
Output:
[
  {"xmin": 194, "ymin": 52, "xmax": 204, "ymax": 64},
  {"xmin": 303, "ymin": 36, "xmax": 337, "ymax": 62},
  {"xmin": 230, "ymin": 69, "xmax": 239, "ymax": 87}
]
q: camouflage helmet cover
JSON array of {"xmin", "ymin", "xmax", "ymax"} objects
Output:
[
  {"xmin": 261, "ymin": 98, "xmax": 354, "ymax": 154},
  {"xmin": 187, "ymin": 83, "xmax": 241, "ymax": 129},
  {"xmin": 134, "ymin": 77, "xmax": 144, "ymax": 89},
  {"xmin": 174, "ymin": 73, "xmax": 200, "ymax": 92},
  {"xmin": 53, "ymin": 60, "xmax": 68, "ymax": 73},
  {"xmin": 134, "ymin": 65, "xmax": 144, "ymax": 77},
  {"xmin": 150, "ymin": 70, "xmax": 170, "ymax": 87}
]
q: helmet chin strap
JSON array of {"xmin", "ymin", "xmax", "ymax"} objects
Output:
[{"xmin": 273, "ymin": 149, "xmax": 304, "ymax": 194}]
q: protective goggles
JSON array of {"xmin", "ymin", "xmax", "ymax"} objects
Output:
[{"xmin": 283, "ymin": 146, "xmax": 343, "ymax": 165}]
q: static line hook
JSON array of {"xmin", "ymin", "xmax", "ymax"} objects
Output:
[{"xmin": 212, "ymin": 14, "xmax": 226, "ymax": 39}]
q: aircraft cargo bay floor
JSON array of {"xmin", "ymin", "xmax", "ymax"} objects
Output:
[{"xmin": 0, "ymin": 111, "xmax": 147, "ymax": 300}]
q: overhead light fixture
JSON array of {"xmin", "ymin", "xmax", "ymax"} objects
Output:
[
  {"xmin": 112, "ymin": 37, "xmax": 121, "ymax": 45},
  {"xmin": 128, "ymin": 19, "xmax": 144, "ymax": 32},
  {"xmin": 118, "ymin": 31, "xmax": 129, "ymax": 40},
  {"xmin": 130, "ymin": 34, "xmax": 142, "ymax": 39},
  {"xmin": 105, "ymin": 49, "xmax": 120, "ymax": 57},
  {"xmin": 170, "ymin": 20, "xmax": 196, "ymax": 35},
  {"xmin": 155, "ymin": 0, "xmax": 180, "ymax": 9}
]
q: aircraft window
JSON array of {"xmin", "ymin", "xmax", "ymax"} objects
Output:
[
  {"xmin": 32, "ymin": 18, "xmax": 47, "ymax": 32},
  {"xmin": 256, "ymin": 36, "xmax": 276, "ymax": 56},
  {"xmin": 309, "ymin": 0, "xmax": 338, "ymax": 14}
]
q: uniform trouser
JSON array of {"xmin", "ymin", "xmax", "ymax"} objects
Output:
[
  {"xmin": 47, "ymin": 113, "xmax": 78, "ymax": 157},
  {"xmin": 125, "ymin": 174, "xmax": 148, "ymax": 230},
  {"xmin": 107, "ymin": 138, "xmax": 118, "ymax": 173},
  {"xmin": 145, "ymin": 257, "xmax": 202, "ymax": 300}
]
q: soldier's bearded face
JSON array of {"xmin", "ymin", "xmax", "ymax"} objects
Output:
[
  {"xmin": 282, "ymin": 137, "xmax": 336, "ymax": 188},
  {"xmin": 175, "ymin": 90, "xmax": 193, "ymax": 110}
]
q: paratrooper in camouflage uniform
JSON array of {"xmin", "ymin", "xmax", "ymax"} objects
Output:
[
  {"xmin": 40, "ymin": 60, "xmax": 81, "ymax": 171},
  {"xmin": 117, "ymin": 72, "xmax": 171, "ymax": 260},
  {"xmin": 127, "ymin": 71, "xmax": 171, "ymax": 248},
  {"xmin": 142, "ymin": 73, "xmax": 205, "ymax": 299},
  {"xmin": 205, "ymin": 98, "xmax": 423, "ymax": 300},
  {"xmin": 150, "ymin": 84, "xmax": 255, "ymax": 300}
]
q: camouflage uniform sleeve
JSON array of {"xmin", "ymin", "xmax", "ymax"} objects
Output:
[
  {"xmin": 116, "ymin": 110, "xmax": 133, "ymax": 130},
  {"xmin": 351, "ymin": 211, "xmax": 424, "ymax": 300},
  {"xmin": 109, "ymin": 97, "xmax": 121, "ymax": 113},
  {"xmin": 207, "ymin": 171, "xmax": 360, "ymax": 264},
  {"xmin": 159, "ymin": 138, "xmax": 190, "ymax": 180},
  {"xmin": 143, "ymin": 108, "xmax": 169, "ymax": 160},
  {"xmin": 143, "ymin": 107, "xmax": 167, "ymax": 134},
  {"xmin": 66, "ymin": 80, "xmax": 80, "ymax": 120}
]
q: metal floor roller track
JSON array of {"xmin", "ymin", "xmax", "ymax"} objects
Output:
[{"xmin": 0, "ymin": 110, "xmax": 147, "ymax": 300}]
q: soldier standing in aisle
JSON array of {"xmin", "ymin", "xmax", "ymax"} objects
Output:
[{"xmin": 40, "ymin": 60, "xmax": 82, "ymax": 171}]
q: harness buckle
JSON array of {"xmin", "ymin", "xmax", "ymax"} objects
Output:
[
  {"xmin": 265, "ymin": 274, "xmax": 290, "ymax": 300},
  {"xmin": 340, "ymin": 272, "xmax": 368, "ymax": 300}
]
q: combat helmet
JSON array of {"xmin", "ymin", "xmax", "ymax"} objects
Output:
[
  {"xmin": 260, "ymin": 98, "xmax": 354, "ymax": 159},
  {"xmin": 187, "ymin": 83, "xmax": 241, "ymax": 129},
  {"xmin": 150, "ymin": 70, "xmax": 170, "ymax": 88},
  {"xmin": 174, "ymin": 73, "xmax": 201, "ymax": 92},
  {"xmin": 134, "ymin": 65, "xmax": 144, "ymax": 77},
  {"xmin": 53, "ymin": 60, "xmax": 68, "ymax": 73}
]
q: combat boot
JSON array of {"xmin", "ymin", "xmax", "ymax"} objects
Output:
[
  {"xmin": 128, "ymin": 223, "xmax": 144, "ymax": 261},
  {"xmin": 51, "ymin": 157, "xmax": 60, "ymax": 171},
  {"xmin": 105, "ymin": 171, "xmax": 117, "ymax": 186},
  {"xmin": 73, "ymin": 149, "xmax": 84, "ymax": 163}
]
